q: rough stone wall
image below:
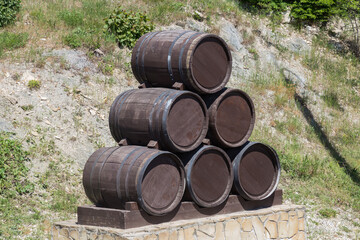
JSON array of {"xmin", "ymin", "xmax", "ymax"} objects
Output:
[{"xmin": 52, "ymin": 205, "xmax": 305, "ymax": 240}]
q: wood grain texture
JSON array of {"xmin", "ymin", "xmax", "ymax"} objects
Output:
[
  {"xmin": 82, "ymin": 146, "xmax": 185, "ymax": 216},
  {"xmin": 226, "ymin": 142, "xmax": 281, "ymax": 201},
  {"xmin": 178, "ymin": 145, "xmax": 233, "ymax": 208},
  {"xmin": 77, "ymin": 190, "xmax": 283, "ymax": 229},
  {"xmin": 109, "ymin": 88, "xmax": 209, "ymax": 152},
  {"xmin": 131, "ymin": 30, "xmax": 232, "ymax": 94},
  {"xmin": 202, "ymin": 88, "xmax": 255, "ymax": 148}
]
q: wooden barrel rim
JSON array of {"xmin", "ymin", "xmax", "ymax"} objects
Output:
[
  {"xmin": 83, "ymin": 147, "xmax": 110, "ymax": 204},
  {"xmin": 109, "ymin": 90, "xmax": 135, "ymax": 143},
  {"xmin": 186, "ymin": 34, "xmax": 232, "ymax": 94},
  {"xmin": 162, "ymin": 91, "xmax": 209, "ymax": 152},
  {"xmin": 233, "ymin": 142, "xmax": 280, "ymax": 200},
  {"xmin": 84, "ymin": 146, "xmax": 186, "ymax": 216},
  {"xmin": 186, "ymin": 145, "xmax": 233, "ymax": 208},
  {"xmin": 212, "ymin": 89, "xmax": 255, "ymax": 148},
  {"xmin": 137, "ymin": 151, "xmax": 185, "ymax": 216}
]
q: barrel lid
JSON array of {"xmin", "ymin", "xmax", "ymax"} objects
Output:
[
  {"xmin": 213, "ymin": 89, "xmax": 255, "ymax": 147},
  {"xmin": 233, "ymin": 142, "xmax": 280, "ymax": 200},
  {"xmin": 189, "ymin": 34, "xmax": 232, "ymax": 93},
  {"xmin": 165, "ymin": 91, "xmax": 209, "ymax": 152},
  {"xmin": 186, "ymin": 145, "xmax": 233, "ymax": 207},
  {"xmin": 137, "ymin": 152, "xmax": 185, "ymax": 216}
]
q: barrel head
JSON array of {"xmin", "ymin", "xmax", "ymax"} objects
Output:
[
  {"xmin": 237, "ymin": 143, "xmax": 280, "ymax": 200},
  {"xmin": 167, "ymin": 96, "xmax": 205, "ymax": 149},
  {"xmin": 186, "ymin": 146, "xmax": 233, "ymax": 208},
  {"xmin": 191, "ymin": 151, "xmax": 229, "ymax": 202},
  {"xmin": 139, "ymin": 154, "xmax": 185, "ymax": 215},
  {"xmin": 216, "ymin": 93, "xmax": 253, "ymax": 144},
  {"xmin": 191, "ymin": 37, "xmax": 231, "ymax": 89}
]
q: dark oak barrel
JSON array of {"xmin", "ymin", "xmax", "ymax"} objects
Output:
[
  {"xmin": 226, "ymin": 142, "xmax": 281, "ymax": 201},
  {"xmin": 82, "ymin": 146, "xmax": 186, "ymax": 216},
  {"xmin": 202, "ymin": 88, "xmax": 255, "ymax": 148},
  {"xmin": 131, "ymin": 30, "xmax": 232, "ymax": 94},
  {"xmin": 109, "ymin": 88, "xmax": 208, "ymax": 153},
  {"xmin": 178, "ymin": 145, "xmax": 233, "ymax": 208}
]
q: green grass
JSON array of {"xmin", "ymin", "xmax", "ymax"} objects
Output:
[
  {"xmin": 0, "ymin": 32, "xmax": 28, "ymax": 56},
  {"xmin": 319, "ymin": 208, "xmax": 337, "ymax": 218}
]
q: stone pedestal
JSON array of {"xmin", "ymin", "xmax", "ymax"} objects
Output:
[{"xmin": 52, "ymin": 204, "xmax": 306, "ymax": 240}]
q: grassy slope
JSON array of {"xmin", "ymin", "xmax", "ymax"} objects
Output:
[{"xmin": 0, "ymin": 0, "xmax": 359, "ymax": 239}]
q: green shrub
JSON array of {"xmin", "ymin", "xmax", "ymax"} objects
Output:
[
  {"xmin": 0, "ymin": 0, "xmax": 21, "ymax": 27},
  {"xmin": 290, "ymin": 0, "xmax": 337, "ymax": 24},
  {"xmin": 63, "ymin": 31, "xmax": 82, "ymax": 49},
  {"xmin": 241, "ymin": 0, "xmax": 292, "ymax": 15},
  {"xmin": 27, "ymin": 80, "xmax": 41, "ymax": 90},
  {"xmin": 104, "ymin": 7, "xmax": 154, "ymax": 48},
  {"xmin": 0, "ymin": 132, "xmax": 33, "ymax": 196}
]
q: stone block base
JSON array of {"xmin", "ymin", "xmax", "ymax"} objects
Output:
[{"xmin": 53, "ymin": 205, "xmax": 305, "ymax": 240}]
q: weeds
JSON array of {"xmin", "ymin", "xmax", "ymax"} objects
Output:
[
  {"xmin": 0, "ymin": 32, "xmax": 28, "ymax": 57},
  {"xmin": 0, "ymin": 132, "xmax": 33, "ymax": 196},
  {"xmin": 321, "ymin": 90, "xmax": 342, "ymax": 110},
  {"xmin": 318, "ymin": 208, "xmax": 337, "ymax": 218},
  {"xmin": 20, "ymin": 105, "xmax": 34, "ymax": 111},
  {"xmin": 28, "ymin": 80, "xmax": 41, "ymax": 90}
]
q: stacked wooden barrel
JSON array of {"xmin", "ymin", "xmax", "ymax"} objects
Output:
[{"xmin": 82, "ymin": 30, "xmax": 281, "ymax": 216}]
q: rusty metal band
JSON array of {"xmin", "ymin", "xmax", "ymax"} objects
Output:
[
  {"xmin": 87, "ymin": 147, "xmax": 110, "ymax": 203},
  {"xmin": 109, "ymin": 92, "xmax": 127, "ymax": 141},
  {"xmin": 113, "ymin": 90, "xmax": 134, "ymax": 141},
  {"xmin": 97, "ymin": 147, "xmax": 120, "ymax": 204},
  {"xmin": 161, "ymin": 90, "xmax": 183, "ymax": 148},
  {"xmin": 140, "ymin": 32, "xmax": 161, "ymax": 84},
  {"xmin": 152, "ymin": 90, "xmax": 176, "ymax": 144},
  {"xmin": 167, "ymin": 31, "xmax": 192, "ymax": 82},
  {"xmin": 135, "ymin": 32, "xmax": 157, "ymax": 83},
  {"xmin": 178, "ymin": 32, "xmax": 202, "ymax": 84},
  {"xmin": 148, "ymin": 90, "xmax": 170, "ymax": 141},
  {"xmin": 115, "ymin": 146, "xmax": 143, "ymax": 200},
  {"xmin": 124, "ymin": 149, "xmax": 155, "ymax": 198},
  {"xmin": 154, "ymin": 90, "xmax": 179, "ymax": 147}
]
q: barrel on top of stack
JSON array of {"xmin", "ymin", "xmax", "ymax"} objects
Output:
[{"xmin": 131, "ymin": 30, "xmax": 232, "ymax": 94}]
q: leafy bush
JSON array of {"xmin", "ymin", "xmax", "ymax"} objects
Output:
[
  {"xmin": 290, "ymin": 0, "xmax": 337, "ymax": 24},
  {"xmin": 0, "ymin": 132, "xmax": 33, "ymax": 196},
  {"xmin": 0, "ymin": 0, "xmax": 21, "ymax": 27},
  {"xmin": 244, "ymin": 0, "xmax": 288, "ymax": 14},
  {"xmin": 104, "ymin": 8, "xmax": 154, "ymax": 48}
]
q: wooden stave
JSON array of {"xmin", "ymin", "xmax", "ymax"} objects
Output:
[
  {"xmin": 178, "ymin": 145, "xmax": 234, "ymax": 208},
  {"xmin": 108, "ymin": 88, "xmax": 209, "ymax": 153},
  {"xmin": 202, "ymin": 88, "xmax": 256, "ymax": 148},
  {"xmin": 226, "ymin": 141, "xmax": 281, "ymax": 201},
  {"xmin": 131, "ymin": 30, "xmax": 232, "ymax": 94},
  {"xmin": 82, "ymin": 146, "xmax": 186, "ymax": 216}
]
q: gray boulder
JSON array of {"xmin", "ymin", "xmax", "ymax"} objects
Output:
[{"xmin": 219, "ymin": 20, "xmax": 243, "ymax": 52}]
